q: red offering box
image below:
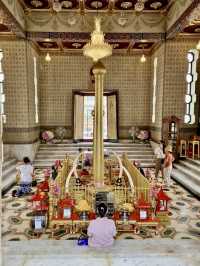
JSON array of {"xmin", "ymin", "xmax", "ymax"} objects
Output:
[
  {"xmin": 88, "ymin": 212, "xmax": 96, "ymax": 220},
  {"xmin": 71, "ymin": 212, "xmax": 79, "ymax": 220},
  {"xmin": 113, "ymin": 211, "xmax": 120, "ymax": 220}
]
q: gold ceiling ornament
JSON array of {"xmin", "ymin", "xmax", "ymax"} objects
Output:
[
  {"xmin": 135, "ymin": 0, "xmax": 147, "ymax": 12},
  {"xmin": 62, "ymin": 1, "xmax": 73, "ymax": 8},
  {"xmin": 31, "ymin": 0, "xmax": 43, "ymax": 8},
  {"xmin": 83, "ymin": 17, "xmax": 112, "ymax": 62},
  {"xmin": 187, "ymin": 3, "xmax": 200, "ymax": 25},
  {"xmin": 121, "ymin": 1, "xmax": 133, "ymax": 9},
  {"xmin": 52, "ymin": 0, "xmax": 62, "ymax": 12},
  {"xmin": 72, "ymin": 42, "xmax": 82, "ymax": 48},
  {"xmin": 150, "ymin": 1, "xmax": 162, "ymax": 10}
]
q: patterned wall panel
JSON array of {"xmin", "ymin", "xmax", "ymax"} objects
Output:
[
  {"xmin": 39, "ymin": 54, "xmax": 151, "ymax": 138},
  {"xmin": 0, "ymin": 40, "xmax": 40, "ymax": 143},
  {"xmin": 163, "ymin": 39, "xmax": 200, "ymax": 127},
  {"xmin": 150, "ymin": 39, "xmax": 200, "ymax": 141}
]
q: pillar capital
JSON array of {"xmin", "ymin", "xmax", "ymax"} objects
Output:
[{"xmin": 92, "ymin": 61, "xmax": 106, "ymax": 75}]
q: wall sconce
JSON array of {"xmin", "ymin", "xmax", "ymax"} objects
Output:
[
  {"xmin": 140, "ymin": 54, "xmax": 146, "ymax": 63},
  {"xmin": 45, "ymin": 53, "xmax": 51, "ymax": 62}
]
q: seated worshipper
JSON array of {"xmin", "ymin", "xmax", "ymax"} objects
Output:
[
  {"xmin": 133, "ymin": 160, "xmax": 145, "ymax": 176},
  {"xmin": 163, "ymin": 146, "xmax": 174, "ymax": 187},
  {"xmin": 13, "ymin": 157, "xmax": 35, "ymax": 197},
  {"xmin": 51, "ymin": 165, "xmax": 58, "ymax": 180},
  {"xmin": 87, "ymin": 203, "xmax": 116, "ymax": 248},
  {"xmin": 78, "ymin": 148, "xmax": 84, "ymax": 168},
  {"xmin": 154, "ymin": 141, "xmax": 165, "ymax": 179},
  {"xmin": 84, "ymin": 149, "xmax": 92, "ymax": 167},
  {"xmin": 54, "ymin": 159, "xmax": 62, "ymax": 170}
]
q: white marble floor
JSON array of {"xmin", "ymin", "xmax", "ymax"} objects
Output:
[{"xmin": 2, "ymin": 239, "xmax": 200, "ymax": 266}]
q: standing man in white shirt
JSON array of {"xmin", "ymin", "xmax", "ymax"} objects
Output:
[
  {"xmin": 154, "ymin": 141, "xmax": 165, "ymax": 179},
  {"xmin": 14, "ymin": 157, "xmax": 35, "ymax": 197}
]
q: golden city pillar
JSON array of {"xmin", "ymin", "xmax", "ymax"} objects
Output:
[{"xmin": 92, "ymin": 61, "xmax": 106, "ymax": 188}]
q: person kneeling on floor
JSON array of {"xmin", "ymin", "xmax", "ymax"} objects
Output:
[
  {"xmin": 87, "ymin": 203, "xmax": 116, "ymax": 248},
  {"xmin": 13, "ymin": 157, "xmax": 35, "ymax": 197}
]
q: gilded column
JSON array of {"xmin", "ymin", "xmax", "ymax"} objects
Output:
[{"xmin": 92, "ymin": 61, "xmax": 106, "ymax": 188}]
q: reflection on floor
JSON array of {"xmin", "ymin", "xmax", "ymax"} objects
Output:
[{"xmin": 2, "ymin": 168, "xmax": 200, "ymax": 241}]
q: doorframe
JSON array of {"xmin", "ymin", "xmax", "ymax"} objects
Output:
[{"xmin": 72, "ymin": 89, "xmax": 119, "ymax": 142}]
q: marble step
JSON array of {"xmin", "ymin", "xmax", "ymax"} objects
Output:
[
  {"xmin": 34, "ymin": 156, "xmax": 155, "ymax": 162},
  {"xmin": 187, "ymin": 158, "xmax": 200, "ymax": 167},
  {"xmin": 171, "ymin": 168, "xmax": 200, "ymax": 198},
  {"xmin": 2, "ymin": 158, "xmax": 17, "ymax": 170},
  {"xmin": 2, "ymin": 173, "xmax": 17, "ymax": 194},
  {"xmin": 35, "ymin": 154, "xmax": 155, "ymax": 159},
  {"xmin": 173, "ymin": 163, "xmax": 200, "ymax": 185},
  {"xmin": 2, "ymin": 157, "xmax": 17, "ymax": 194},
  {"xmin": 39, "ymin": 143, "xmax": 151, "ymax": 148},
  {"xmin": 2, "ymin": 164, "xmax": 16, "ymax": 180},
  {"xmin": 2, "ymin": 240, "xmax": 200, "ymax": 266},
  {"xmin": 39, "ymin": 146, "xmax": 152, "ymax": 151},
  {"xmin": 34, "ymin": 160, "xmax": 155, "ymax": 168},
  {"xmin": 37, "ymin": 150, "xmax": 154, "ymax": 156},
  {"xmin": 179, "ymin": 160, "xmax": 200, "ymax": 175},
  {"xmin": 38, "ymin": 149, "xmax": 153, "ymax": 154}
]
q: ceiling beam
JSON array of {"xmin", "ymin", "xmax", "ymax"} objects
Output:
[
  {"xmin": 0, "ymin": 0, "xmax": 25, "ymax": 38},
  {"xmin": 27, "ymin": 32, "xmax": 166, "ymax": 42},
  {"xmin": 167, "ymin": 0, "xmax": 200, "ymax": 39}
]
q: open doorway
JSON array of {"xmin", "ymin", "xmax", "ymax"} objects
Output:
[
  {"xmin": 73, "ymin": 90, "xmax": 118, "ymax": 141},
  {"xmin": 83, "ymin": 96, "xmax": 107, "ymax": 139}
]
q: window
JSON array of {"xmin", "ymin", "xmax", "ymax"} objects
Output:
[
  {"xmin": 184, "ymin": 49, "xmax": 199, "ymax": 124},
  {"xmin": 152, "ymin": 57, "xmax": 157, "ymax": 123},
  {"xmin": 34, "ymin": 57, "xmax": 39, "ymax": 124}
]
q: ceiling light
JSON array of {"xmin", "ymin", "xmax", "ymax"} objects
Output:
[
  {"xmin": 196, "ymin": 40, "xmax": 200, "ymax": 50},
  {"xmin": 45, "ymin": 53, "xmax": 51, "ymax": 62},
  {"xmin": 83, "ymin": 17, "xmax": 112, "ymax": 62},
  {"xmin": 140, "ymin": 54, "xmax": 146, "ymax": 63}
]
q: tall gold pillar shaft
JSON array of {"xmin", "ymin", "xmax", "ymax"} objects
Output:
[{"xmin": 92, "ymin": 62, "xmax": 106, "ymax": 188}]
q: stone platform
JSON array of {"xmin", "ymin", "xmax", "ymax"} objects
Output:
[{"xmin": 2, "ymin": 240, "xmax": 200, "ymax": 266}]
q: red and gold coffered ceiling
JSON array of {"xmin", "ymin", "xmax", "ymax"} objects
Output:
[{"xmin": 0, "ymin": 0, "xmax": 199, "ymax": 54}]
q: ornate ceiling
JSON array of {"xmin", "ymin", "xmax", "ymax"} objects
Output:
[
  {"xmin": 21, "ymin": 0, "xmax": 170, "ymax": 11},
  {"xmin": 0, "ymin": 0, "xmax": 199, "ymax": 54}
]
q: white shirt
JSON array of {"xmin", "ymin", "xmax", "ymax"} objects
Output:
[
  {"xmin": 154, "ymin": 146, "xmax": 164, "ymax": 159},
  {"xmin": 16, "ymin": 164, "xmax": 34, "ymax": 183}
]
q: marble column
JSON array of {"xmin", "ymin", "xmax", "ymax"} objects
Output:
[{"xmin": 92, "ymin": 61, "xmax": 106, "ymax": 188}]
